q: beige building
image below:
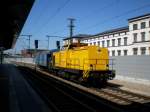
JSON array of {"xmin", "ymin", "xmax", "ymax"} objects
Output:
[{"xmin": 82, "ymin": 13, "xmax": 150, "ymax": 56}]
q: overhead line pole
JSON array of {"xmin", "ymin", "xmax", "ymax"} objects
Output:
[
  {"xmin": 46, "ymin": 35, "xmax": 65, "ymax": 50},
  {"xmin": 46, "ymin": 35, "xmax": 50, "ymax": 50},
  {"xmin": 68, "ymin": 18, "xmax": 75, "ymax": 38},
  {"xmin": 68, "ymin": 18, "xmax": 75, "ymax": 44},
  {"xmin": 20, "ymin": 35, "xmax": 32, "ymax": 50},
  {"xmin": 20, "ymin": 34, "xmax": 32, "ymax": 57}
]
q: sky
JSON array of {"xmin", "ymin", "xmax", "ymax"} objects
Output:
[{"xmin": 11, "ymin": 0, "xmax": 150, "ymax": 54}]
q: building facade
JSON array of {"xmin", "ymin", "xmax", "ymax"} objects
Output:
[
  {"xmin": 21, "ymin": 49, "xmax": 49, "ymax": 58},
  {"xmin": 82, "ymin": 13, "xmax": 150, "ymax": 56}
]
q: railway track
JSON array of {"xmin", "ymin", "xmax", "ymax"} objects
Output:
[
  {"xmin": 90, "ymin": 87, "xmax": 150, "ymax": 110},
  {"xmin": 19, "ymin": 67, "xmax": 93, "ymax": 112},
  {"xmin": 18, "ymin": 66, "xmax": 123, "ymax": 112},
  {"xmin": 60, "ymin": 75, "xmax": 150, "ymax": 111},
  {"xmin": 16, "ymin": 63, "xmax": 150, "ymax": 112},
  {"xmin": 101, "ymin": 87, "xmax": 150, "ymax": 104}
]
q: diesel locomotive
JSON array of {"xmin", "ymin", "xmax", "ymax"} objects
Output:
[{"xmin": 35, "ymin": 37, "xmax": 115, "ymax": 85}]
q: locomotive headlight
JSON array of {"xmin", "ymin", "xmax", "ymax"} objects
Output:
[
  {"xmin": 90, "ymin": 64, "xmax": 93, "ymax": 70},
  {"xmin": 106, "ymin": 64, "xmax": 109, "ymax": 69}
]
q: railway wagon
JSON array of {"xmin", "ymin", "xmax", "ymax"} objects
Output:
[
  {"xmin": 52, "ymin": 45, "xmax": 115, "ymax": 83},
  {"xmin": 35, "ymin": 49, "xmax": 58, "ymax": 68},
  {"xmin": 35, "ymin": 51, "xmax": 50, "ymax": 67}
]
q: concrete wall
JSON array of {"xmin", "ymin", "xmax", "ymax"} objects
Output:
[{"xmin": 111, "ymin": 55, "xmax": 150, "ymax": 85}]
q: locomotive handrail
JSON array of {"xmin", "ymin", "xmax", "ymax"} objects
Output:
[
  {"xmin": 55, "ymin": 58, "xmax": 115, "ymax": 71},
  {"xmin": 83, "ymin": 59, "xmax": 115, "ymax": 71}
]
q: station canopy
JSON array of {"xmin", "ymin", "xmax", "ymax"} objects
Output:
[{"xmin": 0, "ymin": 0, "xmax": 35, "ymax": 50}]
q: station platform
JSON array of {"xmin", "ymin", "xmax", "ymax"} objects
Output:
[{"xmin": 0, "ymin": 64, "xmax": 51, "ymax": 112}]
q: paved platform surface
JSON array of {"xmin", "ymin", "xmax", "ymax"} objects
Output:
[
  {"xmin": 109, "ymin": 79, "xmax": 150, "ymax": 97},
  {"xmin": 0, "ymin": 64, "xmax": 9, "ymax": 112},
  {"xmin": 0, "ymin": 64, "xmax": 51, "ymax": 112}
]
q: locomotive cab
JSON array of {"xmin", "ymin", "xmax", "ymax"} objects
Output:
[{"xmin": 62, "ymin": 36, "xmax": 88, "ymax": 50}]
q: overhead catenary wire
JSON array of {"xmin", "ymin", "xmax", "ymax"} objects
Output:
[
  {"xmin": 80, "ymin": 0, "xmax": 119, "ymax": 22},
  {"xmin": 34, "ymin": 0, "xmax": 72, "ymax": 36},
  {"xmin": 81, "ymin": 3, "xmax": 150, "ymax": 32},
  {"xmin": 50, "ymin": 0, "xmax": 119, "ymax": 36},
  {"xmin": 31, "ymin": 0, "xmax": 52, "ymax": 34}
]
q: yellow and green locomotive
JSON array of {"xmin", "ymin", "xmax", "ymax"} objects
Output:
[{"xmin": 51, "ymin": 37, "xmax": 115, "ymax": 84}]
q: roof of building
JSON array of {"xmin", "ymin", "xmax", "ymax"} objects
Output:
[
  {"xmin": 128, "ymin": 13, "xmax": 150, "ymax": 22},
  {"xmin": 96, "ymin": 26, "xmax": 128, "ymax": 36},
  {"xmin": 82, "ymin": 26, "xmax": 128, "ymax": 40},
  {"xmin": 63, "ymin": 34, "xmax": 91, "ymax": 40}
]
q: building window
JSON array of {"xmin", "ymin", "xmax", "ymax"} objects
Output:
[
  {"xmin": 107, "ymin": 40, "xmax": 110, "ymax": 47},
  {"xmin": 117, "ymin": 50, "xmax": 121, "ymax": 56},
  {"xmin": 141, "ymin": 22, "xmax": 146, "ymax": 29},
  {"xmin": 141, "ymin": 32, "xmax": 145, "ymax": 42},
  {"xmin": 118, "ymin": 38, "xmax": 121, "ymax": 46},
  {"xmin": 141, "ymin": 47, "xmax": 146, "ymax": 55},
  {"xmin": 97, "ymin": 41, "xmax": 100, "ymax": 46},
  {"xmin": 149, "ymin": 21, "xmax": 150, "ymax": 27},
  {"xmin": 102, "ymin": 41, "xmax": 105, "ymax": 47},
  {"xmin": 149, "ymin": 31, "xmax": 150, "ymax": 39},
  {"xmin": 112, "ymin": 50, "xmax": 115, "ymax": 56},
  {"xmin": 124, "ymin": 50, "xmax": 128, "ymax": 56},
  {"xmin": 112, "ymin": 39, "xmax": 115, "ymax": 47},
  {"xmin": 124, "ymin": 37, "xmax": 127, "ymax": 46},
  {"xmin": 133, "ymin": 48, "xmax": 138, "ymax": 55},
  {"xmin": 133, "ymin": 33, "xmax": 137, "ymax": 42},
  {"xmin": 133, "ymin": 24, "xmax": 138, "ymax": 30}
]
